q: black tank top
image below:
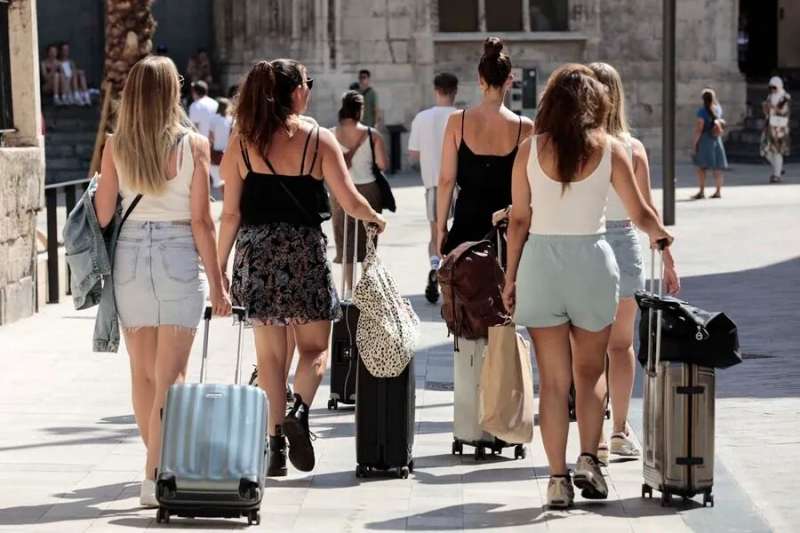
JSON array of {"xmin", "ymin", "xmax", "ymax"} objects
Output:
[
  {"xmin": 444, "ymin": 109, "xmax": 522, "ymax": 254},
  {"xmin": 239, "ymin": 126, "xmax": 330, "ymax": 228}
]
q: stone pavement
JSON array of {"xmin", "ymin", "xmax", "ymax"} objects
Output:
[{"xmin": 1, "ymin": 164, "xmax": 798, "ymax": 532}]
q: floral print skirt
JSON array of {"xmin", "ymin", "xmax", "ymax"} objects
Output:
[{"xmin": 231, "ymin": 222, "xmax": 341, "ymax": 326}]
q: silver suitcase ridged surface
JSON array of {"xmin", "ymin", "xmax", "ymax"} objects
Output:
[
  {"xmin": 156, "ymin": 307, "xmax": 267, "ymax": 525},
  {"xmin": 641, "ymin": 248, "xmax": 715, "ymax": 507}
]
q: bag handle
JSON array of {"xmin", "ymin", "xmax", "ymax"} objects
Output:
[{"xmin": 200, "ymin": 306, "xmax": 247, "ymax": 384}]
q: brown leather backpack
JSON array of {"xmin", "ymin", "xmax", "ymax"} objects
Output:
[{"xmin": 437, "ymin": 237, "xmax": 509, "ymax": 342}]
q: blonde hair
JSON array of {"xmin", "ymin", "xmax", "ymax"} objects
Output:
[
  {"xmin": 114, "ymin": 55, "xmax": 188, "ymax": 195},
  {"xmin": 588, "ymin": 62, "xmax": 630, "ymax": 139}
]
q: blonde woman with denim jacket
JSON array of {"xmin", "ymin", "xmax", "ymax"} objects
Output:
[{"xmin": 94, "ymin": 56, "xmax": 231, "ymax": 507}]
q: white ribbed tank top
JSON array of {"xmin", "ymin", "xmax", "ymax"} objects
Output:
[
  {"xmin": 606, "ymin": 136, "xmax": 635, "ymax": 221},
  {"xmin": 527, "ymin": 135, "xmax": 612, "ymax": 235},
  {"xmin": 118, "ymin": 133, "xmax": 194, "ymax": 222}
]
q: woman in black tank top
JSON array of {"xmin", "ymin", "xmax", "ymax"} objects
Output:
[
  {"xmin": 437, "ymin": 38, "xmax": 533, "ymax": 255},
  {"xmin": 217, "ymin": 59, "xmax": 386, "ymax": 477}
]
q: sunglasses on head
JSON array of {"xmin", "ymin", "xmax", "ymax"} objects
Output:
[{"xmin": 305, "ymin": 78, "xmax": 314, "ymax": 90}]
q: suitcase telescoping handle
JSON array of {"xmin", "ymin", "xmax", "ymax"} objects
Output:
[
  {"xmin": 340, "ymin": 212, "xmax": 359, "ymax": 300},
  {"xmin": 645, "ymin": 239, "xmax": 670, "ymax": 376},
  {"xmin": 200, "ymin": 305, "xmax": 247, "ymax": 385}
]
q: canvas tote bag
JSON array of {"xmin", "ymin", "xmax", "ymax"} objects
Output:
[
  {"xmin": 478, "ymin": 324, "xmax": 534, "ymax": 443},
  {"xmin": 353, "ymin": 225, "xmax": 420, "ymax": 378}
]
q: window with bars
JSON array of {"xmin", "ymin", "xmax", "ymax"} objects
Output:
[
  {"xmin": 438, "ymin": 0, "xmax": 568, "ymax": 32},
  {"xmin": 0, "ymin": 0, "xmax": 13, "ymax": 132}
]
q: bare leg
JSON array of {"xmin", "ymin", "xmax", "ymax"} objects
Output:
[
  {"xmin": 292, "ymin": 320, "xmax": 332, "ymax": 404},
  {"xmin": 529, "ymin": 324, "xmax": 572, "ymax": 476},
  {"xmin": 253, "ymin": 325, "xmax": 290, "ymax": 436},
  {"xmin": 285, "ymin": 327, "xmax": 296, "ymax": 383},
  {"xmin": 606, "ymin": 299, "xmax": 638, "ymax": 434},
  {"xmin": 571, "ymin": 325, "xmax": 612, "ymax": 456},
  {"xmin": 342, "ymin": 263, "xmax": 355, "ymax": 296},
  {"xmin": 694, "ymin": 167, "xmax": 706, "ymax": 197},
  {"xmin": 428, "ymin": 221, "xmax": 438, "ymax": 263},
  {"xmin": 145, "ymin": 326, "xmax": 195, "ymax": 480},
  {"xmin": 123, "ymin": 327, "xmax": 157, "ymax": 446},
  {"xmin": 713, "ymin": 170, "xmax": 723, "ymax": 196},
  {"xmin": 77, "ymin": 70, "xmax": 89, "ymax": 92}
]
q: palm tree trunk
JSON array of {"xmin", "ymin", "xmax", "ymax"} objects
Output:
[{"xmin": 88, "ymin": 0, "xmax": 157, "ymax": 176}]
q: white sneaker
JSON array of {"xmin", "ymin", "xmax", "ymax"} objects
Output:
[
  {"xmin": 610, "ymin": 430, "xmax": 640, "ymax": 457},
  {"xmin": 573, "ymin": 454, "xmax": 608, "ymax": 499},
  {"xmin": 139, "ymin": 479, "xmax": 158, "ymax": 508},
  {"xmin": 546, "ymin": 475, "xmax": 574, "ymax": 509},
  {"xmin": 597, "ymin": 440, "xmax": 610, "ymax": 466}
]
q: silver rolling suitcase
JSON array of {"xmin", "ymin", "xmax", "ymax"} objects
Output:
[
  {"xmin": 641, "ymin": 248, "xmax": 715, "ymax": 507},
  {"xmin": 156, "ymin": 306, "xmax": 268, "ymax": 525}
]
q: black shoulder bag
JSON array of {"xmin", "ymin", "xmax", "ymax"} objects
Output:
[{"xmin": 367, "ymin": 127, "xmax": 396, "ymax": 213}]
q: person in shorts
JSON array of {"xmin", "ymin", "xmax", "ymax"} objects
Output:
[{"xmin": 408, "ymin": 72, "xmax": 458, "ymax": 302}]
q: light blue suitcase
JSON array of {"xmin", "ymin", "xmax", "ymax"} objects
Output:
[{"xmin": 156, "ymin": 306, "xmax": 267, "ymax": 525}]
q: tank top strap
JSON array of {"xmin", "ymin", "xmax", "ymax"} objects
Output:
[
  {"xmin": 301, "ymin": 126, "xmax": 321, "ymax": 175},
  {"xmin": 239, "ymin": 138, "xmax": 253, "ymax": 172},
  {"xmin": 299, "ymin": 126, "xmax": 315, "ymax": 175},
  {"xmin": 177, "ymin": 132, "xmax": 193, "ymax": 179},
  {"xmin": 460, "ymin": 109, "xmax": 466, "ymax": 139},
  {"xmin": 515, "ymin": 114, "xmax": 523, "ymax": 145}
]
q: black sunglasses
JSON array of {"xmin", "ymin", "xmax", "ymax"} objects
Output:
[{"xmin": 305, "ymin": 78, "xmax": 314, "ymax": 90}]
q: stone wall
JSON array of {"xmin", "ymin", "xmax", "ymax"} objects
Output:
[
  {"xmin": 1, "ymin": 0, "xmax": 45, "ymax": 325},
  {"xmin": 213, "ymin": 0, "xmax": 746, "ymax": 165}
]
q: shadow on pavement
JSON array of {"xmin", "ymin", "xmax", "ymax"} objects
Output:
[
  {"xmin": 0, "ymin": 482, "xmax": 139, "ymax": 526},
  {"xmin": 0, "ymin": 423, "xmax": 137, "ymax": 453}
]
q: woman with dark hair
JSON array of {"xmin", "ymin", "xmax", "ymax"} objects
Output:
[
  {"xmin": 436, "ymin": 37, "xmax": 533, "ymax": 255},
  {"xmin": 330, "ymin": 90, "xmax": 388, "ymax": 295},
  {"xmin": 503, "ymin": 64, "xmax": 672, "ymax": 508},
  {"xmin": 217, "ymin": 59, "xmax": 386, "ymax": 477},
  {"xmin": 691, "ymin": 88, "xmax": 727, "ymax": 199}
]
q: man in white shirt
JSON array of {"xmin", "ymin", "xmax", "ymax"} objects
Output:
[
  {"xmin": 408, "ymin": 72, "xmax": 459, "ymax": 303},
  {"xmin": 188, "ymin": 80, "xmax": 218, "ymax": 138}
]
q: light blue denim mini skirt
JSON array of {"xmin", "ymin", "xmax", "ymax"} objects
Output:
[
  {"xmin": 114, "ymin": 221, "xmax": 207, "ymax": 330},
  {"xmin": 604, "ymin": 220, "xmax": 645, "ymax": 299},
  {"xmin": 513, "ymin": 233, "xmax": 620, "ymax": 332}
]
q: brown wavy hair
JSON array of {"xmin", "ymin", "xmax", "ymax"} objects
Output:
[
  {"xmin": 234, "ymin": 59, "xmax": 306, "ymax": 157},
  {"xmin": 534, "ymin": 63, "xmax": 610, "ymax": 191}
]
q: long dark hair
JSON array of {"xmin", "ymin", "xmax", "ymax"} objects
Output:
[
  {"xmin": 702, "ymin": 88, "xmax": 717, "ymax": 121},
  {"xmin": 534, "ymin": 63, "xmax": 610, "ymax": 191},
  {"xmin": 478, "ymin": 37, "xmax": 511, "ymax": 87},
  {"xmin": 338, "ymin": 90, "xmax": 364, "ymax": 122},
  {"xmin": 235, "ymin": 59, "xmax": 305, "ymax": 156}
]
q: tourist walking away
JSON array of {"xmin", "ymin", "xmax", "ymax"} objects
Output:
[
  {"xmin": 437, "ymin": 38, "xmax": 533, "ymax": 256},
  {"xmin": 691, "ymin": 88, "xmax": 727, "ymax": 199},
  {"xmin": 217, "ymin": 59, "xmax": 386, "ymax": 477},
  {"xmin": 502, "ymin": 64, "xmax": 673, "ymax": 509},
  {"xmin": 209, "ymin": 97, "xmax": 233, "ymax": 197},
  {"xmin": 186, "ymin": 48, "xmax": 214, "ymax": 85},
  {"xmin": 408, "ymin": 72, "xmax": 459, "ymax": 303},
  {"xmin": 189, "ymin": 80, "xmax": 219, "ymax": 139},
  {"xmin": 57, "ymin": 42, "xmax": 91, "ymax": 106},
  {"xmin": 589, "ymin": 62, "xmax": 681, "ymax": 462},
  {"xmin": 93, "ymin": 56, "xmax": 231, "ymax": 507},
  {"xmin": 41, "ymin": 43, "xmax": 65, "ymax": 106},
  {"xmin": 330, "ymin": 90, "xmax": 388, "ymax": 295},
  {"xmin": 358, "ymin": 69, "xmax": 381, "ymax": 128},
  {"xmin": 761, "ymin": 76, "xmax": 792, "ymax": 183}
]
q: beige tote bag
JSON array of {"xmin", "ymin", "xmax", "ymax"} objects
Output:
[{"xmin": 478, "ymin": 324, "xmax": 534, "ymax": 443}]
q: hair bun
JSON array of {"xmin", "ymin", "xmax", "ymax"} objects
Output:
[{"xmin": 483, "ymin": 37, "xmax": 504, "ymax": 59}]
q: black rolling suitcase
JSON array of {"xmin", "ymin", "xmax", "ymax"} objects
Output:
[
  {"xmin": 355, "ymin": 352, "xmax": 416, "ymax": 479},
  {"xmin": 329, "ymin": 214, "xmax": 361, "ymax": 409}
]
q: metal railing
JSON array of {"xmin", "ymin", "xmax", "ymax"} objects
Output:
[{"xmin": 43, "ymin": 177, "xmax": 91, "ymax": 304}]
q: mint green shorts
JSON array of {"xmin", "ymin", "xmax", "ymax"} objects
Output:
[{"xmin": 513, "ymin": 234, "xmax": 620, "ymax": 332}]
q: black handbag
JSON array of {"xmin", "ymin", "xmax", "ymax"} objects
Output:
[
  {"xmin": 635, "ymin": 291, "xmax": 741, "ymax": 369},
  {"xmin": 367, "ymin": 127, "xmax": 396, "ymax": 212}
]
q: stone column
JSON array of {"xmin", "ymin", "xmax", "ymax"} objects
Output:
[{"xmin": 6, "ymin": 0, "xmax": 42, "ymax": 148}]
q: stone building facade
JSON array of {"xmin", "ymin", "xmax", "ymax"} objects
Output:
[
  {"xmin": 213, "ymin": 0, "xmax": 746, "ymax": 164},
  {"xmin": 0, "ymin": 0, "xmax": 45, "ymax": 325}
]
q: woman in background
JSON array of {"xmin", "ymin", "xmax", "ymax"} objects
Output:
[
  {"xmin": 761, "ymin": 76, "xmax": 791, "ymax": 184},
  {"xmin": 691, "ymin": 88, "xmax": 727, "ymax": 199}
]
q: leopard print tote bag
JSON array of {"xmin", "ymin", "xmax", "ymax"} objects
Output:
[{"xmin": 352, "ymin": 225, "xmax": 420, "ymax": 378}]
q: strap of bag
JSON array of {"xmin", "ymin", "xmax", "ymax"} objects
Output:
[
  {"xmin": 367, "ymin": 127, "xmax": 376, "ymax": 167},
  {"xmin": 120, "ymin": 194, "xmax": 142, "ymax": 228}
]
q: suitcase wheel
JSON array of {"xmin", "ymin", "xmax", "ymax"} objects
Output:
[
  {"xmin": 660, "ymin": 490, "xmax": 672, "ymax": 507},
  {"xmin": 475, "ymin": 446, "xmax": 487, "ymax": 461},
  {"xmin": 328, "ymin": 398, "xmax": 338, "ymax": 410},
  {"xmin": 604, "ymin": 408, "xmax": 611, "ymax": 420},
  {"xmin": 247, "ymin": 510, "xmax": 261, "ymax": 526},
  {"xmin": 355, "ymin": 464, "xmax": 368, "ymax": 478},
  {"xmin": 156, "ymin": 507, "xmax": 170, "ymax": 524},
  {"xmin": 397, "ymin": 466, "xmax": 410, "ymax": 479},
  {"xmin": 641, "ymin": 484, "xmax": 652, "ymax": 499},
  {"xmin": 408, "ymin": 460, "xmax": 414, "ymax": 473},
  {"xmin": 451, "ymin": 440, "xmax": 463, "ymax": 455},
  {"xmin": 514, "ymin": 445, "xmax": 526, "ymax": 460},
  {"xmin": 703, "ymin": 491, "xmax": 714, "ymax": 507}
]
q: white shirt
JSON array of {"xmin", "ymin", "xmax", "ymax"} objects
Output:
[
  {"xmin": 332, "ymin": 127, "xmax": 376, "ymax": 185},
  {"xmin": 209, "ymin": 113, "xmax": 233, "ymax": 152},
  {"xmin": 189, "ymin": 96, "xmax": 218, "ymax": 138},
  {"xmin": 408, "ymin": 105, "xmax": 457, "ymax": 189},
  {"xmin": 528, "ymin": 135, "xmax": 612, "ymax": 235}
]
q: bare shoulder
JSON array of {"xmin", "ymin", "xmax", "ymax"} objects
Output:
[
  {"xmin": 629, "ymin": 137, "xmax": 648, "ymax": 159},
  {"xmin": 188, "ymin": 131, "xmax": 210, "ymax": 154},
  {"xmin": 519, "ymin": 115, "xmax": 535, "ymax": 136},
  {"xmin": 300, "ymin": 114, "xmax": 319, "ymax": 126},
  {"xmin": 316, "ymin": 126, "xmax": 341, "ymax": 150}
]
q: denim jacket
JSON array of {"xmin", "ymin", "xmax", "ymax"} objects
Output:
[{"xmin": 63, "ymin": 177, "xmax": 124, "ymax": 353}]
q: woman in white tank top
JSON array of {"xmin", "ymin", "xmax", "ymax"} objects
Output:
[
  {"xmin": 94, "ymin": 56, "xmax": 230, "ymax": 507},
  {"xmin": 502, "ymin": 64, "xmax": 673, "ymax": 508},
  {"xmin": 588, "ymin": 63, "xmax": 680, "ymax": 462}
]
